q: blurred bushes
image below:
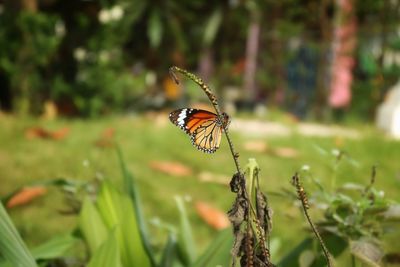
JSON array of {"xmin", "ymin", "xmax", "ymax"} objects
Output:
[
  {"xmin": 0, "ymin": 1, "xmax": 148, "ymax": 117},
  {"xmin": 0, "ymin": 10, "xmax": 62, "ymax": 114},
  {"xmin": 0, "ymin": 0, "xmax": 399, "ymax": 118}
]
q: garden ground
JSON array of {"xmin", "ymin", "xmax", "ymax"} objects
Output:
[{"xmin": 1, "ymin": 112, "xmax": 399, "ymax": 261}]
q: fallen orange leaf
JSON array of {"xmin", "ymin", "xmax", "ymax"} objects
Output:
[
  {"xmin": 25, "ymin": 127, "xmax": 69, "ymax": 140},
  {"xmin": 95, "ymin": 128, "xmax": 115, "ymax": 147},
  {"xmin": 102, "ymin": 127, "xmax": 115, "ymax": 139},
  {"xmin": 51, "ymin": 127, "xmax": 70, "ymax": 140},
  {"xmin": 150, "ymin": 161, "xmax": 192, "ymax": 177},
  {"xmin": 25, "ymin": 127, "xmax": 51, "ymax": 139},
  {"xmin": 273, "ymin": 147, "xmax": 299, "ymax": 158},
  {"xmin": 198, "ymin": 171, "xmax": 230, "ymax": 185},
  {"xmin": 7, "ymin": 186, "xmax": 47, "ymax": 208},
  {"xmin": 243, "ymin": 140, "xmax": 268, "ymax": 153},
  {"xmin": 195, "ymin": 201, "xmax": 230, "ymax": 230}
]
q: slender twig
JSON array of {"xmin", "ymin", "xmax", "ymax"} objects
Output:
[
  {"xmin": 169, "ymin": 67, "xmax": 261, "ymax": 215},
  {"xmin": 170, "ymin": 66, "xmax": 271, "ymax": 265},
  {"xmin": 292, "ymin": 173, "xmax": 333, "ymax": 267},
  {"xmin": 169, "ymin": 66, "xmax": 241, "ymax": 173},
  {"xmin": 169, "ymin": 67, "xmax": 260, "ymax": 207},
  {"xmin": 364, "ymin": 165, "xmax": 377, "ymax": 195}
]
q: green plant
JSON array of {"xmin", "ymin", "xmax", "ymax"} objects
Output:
[
  {"xmin": 0, "ymin": 148, "xmax": 235, "ymax": 267},
  {"xmin": 279, "ymin": 149, "xmax": 400, "ymax": 267},
  {"xmin": 0, "ymin": 199, "xmax": 79, "ymax": 267},
  {"xmin": 0, "ymin": 10, "xmax": 63, "ymax": 114},
  {"xmin": 0, "ymin": 201, "xmax": 38, "ymax": 267},
  {"xmin": 76, "ymin": 147, "xmax": 237, "ymax": 266}
]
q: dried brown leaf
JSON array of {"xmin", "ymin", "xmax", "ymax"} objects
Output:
[
  {"xmin": 25, "ymin": 127, "xmax": 69, "ymax": 140},
  {"xmin": 243, "ymin": 141, "xmax": 268, "ymax": 153},
  {"xmin": 95, "ymin": 128, "xmax": 116, "ymax": 147},
  {"xmin": 195, "ymin": 201, "xmax": 230, "ymax": 230},
  {"xmin": 273, "ymin": 147, "xmax": 299, "ymax": 158},
  {"xmin": 7, "ymin": 187, "xmax": 47, "ymax": 208},
  {"xmin": 198, "ymin": 171, "xmax": 230, "ymax": 185},
  {"xmin": 150, "ymin": 161, "xmax": 192, "ymax": 176}
]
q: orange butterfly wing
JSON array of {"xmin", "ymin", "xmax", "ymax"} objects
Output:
[
  {"xmin": 169, "ymin": 108, "xmax": 227, "ymax": 153},
  {"xmin": 191, "ymin": 119, "xmax": 223, "ymax": 153}
]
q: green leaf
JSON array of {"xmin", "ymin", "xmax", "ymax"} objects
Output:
[
  {"xmin": 96, "ymin": 181, "xmax": 151, "ymax": 267},
  {"xmin": 30, "ymin": 234, "xmax": 78, "ymax": 260},
  {"xmin": 0, "ymin": 261, "xmax": 13, "ymax": 267},
  {"xmin": 175, "ymin": 196, "xmax": 196, "ymax": 265},
  {"xmin": 0, "ymin": 202, "xmax": 38, "ymax": 267},
  {"xmin": 278, "ymin": 238, "xmax": 313, "ymax": 267},
  {"xmin": 116, "ymin": 147, "xmax": 156, "ymax": 266},
  {"xmin": 278, "ymin": 233, "xmax": 347, "ymax": 267},
  {"xmin": 127, "ymin": 0, "xmax": 147, "ymax": 24},
  {"xmin": 203, "ymin": 9, "xmax": 222, "ymax": 46},
  {"xmin": 78, "ymin": 197, "xmax": 108, "ymax": 254},
  {"xmin": 148, "ymin": 10, "xmax": 163, "ymax": 48},
  {"xmin": 299, "ymin": 250, "xmax": 315, "ymax": 267},
  {"xmin": 159, "ymin": 233, "xmax": 178, "ymax": 267},
  {"xmin": 191, "ymin": 228, "xmax": 233, "ymax": 267},
  {"xmin": 87, "ymin": 229, "xmax": 122, "ymax": 267},
  {"xmin": 269, "ymin": 237, "xmax": 282, "ymax": 260},
  {"xmin": 245, "ymin": 158, "xmax": 259, "ymax": 210}
]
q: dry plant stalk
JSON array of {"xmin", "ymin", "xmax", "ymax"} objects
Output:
[
  {"xmin": 292, "ymin": 173, "xmax": 333, "ymax": 267},
  {"xmin": 169, "ymin": 67, "xmax": 274, "ymax": 267}
]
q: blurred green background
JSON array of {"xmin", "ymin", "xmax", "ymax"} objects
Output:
[{"xmin": 1, "ymin": 0, "xmax": 400, "ymax": 266}]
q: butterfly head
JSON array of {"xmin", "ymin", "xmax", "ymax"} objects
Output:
[{"xmin": 220, "ymin": 112, "xmax": 230, "ymax": 129}]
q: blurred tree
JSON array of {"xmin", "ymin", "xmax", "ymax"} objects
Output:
[
  {"xmin": 314, "ymin": 0, "xmax": 333, "ymax": 119},
  {"xmin": 243, "ymin": 0, "xmax": 260, "ymax": 104},
  {"xmin": 0, "ymin": 0, "xmax": 62, "ymax": 114},
  {"xmin": 198, "ymin": 7, "xmax": 223, "ymax": 82},
  {"xmin": 0, "ymin": 0, "xmax": 399, "ymax": 118}
]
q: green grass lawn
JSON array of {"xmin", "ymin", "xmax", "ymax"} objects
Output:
[{"xmin": 1, "ymin": 113, "xmax": 400, "ymax": 261}]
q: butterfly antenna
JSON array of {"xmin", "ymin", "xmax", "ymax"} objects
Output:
[{"xmin": 169, "ymin": 67, "xmax": 180, "ymax": 85}]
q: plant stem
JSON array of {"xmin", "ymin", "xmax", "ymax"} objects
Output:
[
  {"xmin": 223, "ymin": 127, "xmax": 241, "ymax": 174},
  {"xmin": 293, "ymin": 174, "xmax": 333, "ymax": 267},
  {"xmin": 169, "ymin": 66, "xmax": 241, "ymax": 173},
  {"xmin": 170, "ymin": 67, "xmax": 272, "ymax": 266}
]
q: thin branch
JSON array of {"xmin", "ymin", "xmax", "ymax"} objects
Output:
[
  {"xmin": 169, "ymin": 66, "xmax": 241, "ymax": 174},
  {"xmin": 292, "ymin": 173, "xmax": 333, "ymax": 267},
  {"xmin": 169, "ymin": 66, "xmax": 273, "ymax": 266}
]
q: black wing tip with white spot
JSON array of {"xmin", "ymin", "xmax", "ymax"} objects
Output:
[
  {"xmin": 169, "ymin": 108, "xmax": 193, "ymax": 134},
  {"xmin": 169, "ymin": 108, "xmax": 220, "ymax": 153}
]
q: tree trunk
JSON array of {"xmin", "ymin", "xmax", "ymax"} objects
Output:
[
  {"xmin": 243, "ymin": 11, "xmax": 260, "ymax": 103},
  {"xmin": 198, "ymin": 47, "xmax": 214, "ymax": 83},
  {"xmin": 313, "ymin": 0, "xmax": 332, "ymax": 120}
]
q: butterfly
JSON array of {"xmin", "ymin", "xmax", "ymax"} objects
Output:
[{"xmin": 169, "ymin": 108, "xmax": 230, "ymax": 153}]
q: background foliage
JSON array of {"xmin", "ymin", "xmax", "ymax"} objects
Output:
[{"xmin": 1, "ymin": 0, "xmax": 399, "ymax": 118}]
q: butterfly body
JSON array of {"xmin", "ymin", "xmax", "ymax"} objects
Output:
[{"xmin": 169, "ymin": 108, "xmax": 229, "ymax": 153}]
